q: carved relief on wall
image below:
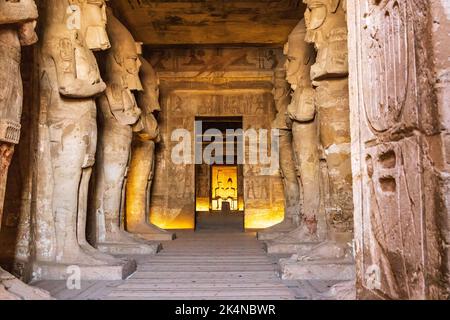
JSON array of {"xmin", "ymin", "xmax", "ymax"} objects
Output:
[
  {"xmin": 148, "ymin": 48, "xmax": 284, "ymax": 75},
  {"xmin": 361, "ymin": 0, "xmax": 412, "ymax": 134},
  {"xmin": 348, "ymin": 0, "xmax": 445, "ymax": 299}
]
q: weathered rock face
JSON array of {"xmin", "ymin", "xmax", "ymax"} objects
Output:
[{"xmin": 348, "ymin": 0, "xmax": 449, "ymax": 299}]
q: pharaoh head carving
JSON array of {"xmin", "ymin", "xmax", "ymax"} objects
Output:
[
  {"xmin": 138, "ymin": 56, "xmax": 161, "ymax": 114},
  {"xmin": 72, "ymin": 0, "xmax": 110, "ymax": 51},
  {"xmin": 303, "ymin": 0, "xmax": 348, "ymax": 80},
  {"xmin": 283, "ymin": 19, "xmax": 315, "ymax": 90},
  {"xmin": 105, "ymin": 8, "xmax": 143, "ymax": 91},
  {"xmin": 133, "ymin": 56, "xmax": 161, "ymax": 141}
]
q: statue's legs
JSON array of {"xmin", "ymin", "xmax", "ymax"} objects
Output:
[
  {"xmin": 96, "ymin": 123, "xmax": 152, "ymax": 246},
  {"xmin": 271, "ymin": 120, "xmax": 321, "ymax": 244},
  {"xmin": 50, "ymin": 118, "xmax": 107, "ymax": 266},
  {"xmin": 125, "ymin": 139, "xmax": 170, "ymax": 238},
  {"xmin": 258, "ymin": 130, "xmax": 300, "ymax": 239},
  {"xmin": 77, "ymin": 167, "xmax": 124, "ymax": 263},
  {"xmin": 299, "ymin": 79, "xmax": 353, "ymax": 261}
]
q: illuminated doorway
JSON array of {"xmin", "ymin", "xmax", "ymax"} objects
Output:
[
  {"xmin": 211, "ymin": 165, "xmax": 238, "ymax": 211},
  {"xmin": 195, "ymin": 117, "xmax": 244, "ymax": 230}
]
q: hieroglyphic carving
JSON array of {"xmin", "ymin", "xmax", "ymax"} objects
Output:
[
  {"xmin": 348, "ymin": 0, "xmax": 446, "ymax": 299},
  {"xmin": 149, "ymin": 48, "xmax": 284, "ymax": 74}
]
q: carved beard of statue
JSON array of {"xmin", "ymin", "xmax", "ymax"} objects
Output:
[
  {"xmin": 71, "ymin": 0, "xmax": 110, "ymax": 51},
  {"xmin": 303, "ymin": 0, "xmax": 348, "ymax": 81},
  {"xmin": 283, "ymin": 19, "xmax": 314, "ymax": 91}
]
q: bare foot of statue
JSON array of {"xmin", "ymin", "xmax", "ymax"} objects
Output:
[{"xmin": 295, "ymin": 240, "xmax": 353, "ymax": 262}]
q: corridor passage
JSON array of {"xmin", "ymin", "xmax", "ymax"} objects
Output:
[{"xmin": 33, "ymin": 230, "xmax": 337, "ymax": 300}]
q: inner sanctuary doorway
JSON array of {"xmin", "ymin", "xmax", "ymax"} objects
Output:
[{"xmin": 195, "ymin": 117, "xmax": 245, "ymax": 230}]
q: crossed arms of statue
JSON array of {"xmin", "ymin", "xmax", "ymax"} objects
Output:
[{"xmin": 46, "ymin": 37, "xmax": 106, "ymax": 98}]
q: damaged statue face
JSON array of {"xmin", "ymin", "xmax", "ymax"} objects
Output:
[
  {"xmin": 66, "ymin": 0, "xmax": 110, "ymax": 50},
  {"xmin": 303, "ymin": 0, "xmax": 348, "ymax": 80}
]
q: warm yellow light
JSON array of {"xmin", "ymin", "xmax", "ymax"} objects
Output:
[
  {"xmin": 151, "ymin": 215, "xmax": 195, "ymax": 229},
  {"xmin": 196, "ymin": 197, "xmax": 210, "ymax": 212},
  {"xmin": 211, "ymin": 165, "xmax": 238, "ymax": 211},
  {"xmin": 244, "ymin": 208, "xmax": 284, "ymax": 229}
]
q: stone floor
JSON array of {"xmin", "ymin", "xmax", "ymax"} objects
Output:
[{"xmin": 32, "ymin": 229, "xmax": 341, "ymax": 300}]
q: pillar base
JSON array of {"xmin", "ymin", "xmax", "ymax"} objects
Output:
[
  {"xmin": 135, "ymin": 232, "xmax": 176, "ymax": 241},
  {"xmin": 264, "ymin": 241, "xmax": 317, "ymax": 255},
  {"xmin": 0, "ymin": 268, "xmax": 52, "ymax": 300},
  {"xmin": 129, "ymin": 223, "xmax": 176, "ymax": 241},
  {"xmin": 257, "ymin": 220, "xmax": 297, "ymax": 241},
  {"xmin": 97, "ymin": 242, "xmax": 161, "ymax": 255},
  {"xmin": 279, "ymin": 257, "xmax": 355, "ymax": 281},
  {"xmin": 31, "ymin": 259, "xmax": 137, "ymax": 281}
]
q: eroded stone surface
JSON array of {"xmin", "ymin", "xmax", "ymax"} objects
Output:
[{"xmin": 348, "ymin": 0, "xmax": 449, "ymax": 299}]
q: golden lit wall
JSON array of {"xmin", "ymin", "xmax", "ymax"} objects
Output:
[{"xmin": 147, "ymin": 47, "xmax": 286, "ymax": 230}]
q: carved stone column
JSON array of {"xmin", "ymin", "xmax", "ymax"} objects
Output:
[
  {"xmin": 0, "ymin": 0, "xmax": 51, "ymax": 299},
  {"xmin": 257, "ymin": 68, "xmax": 301, "ymax": 241},
  {"xmin": 125, "ymin": 56, "xmax": 175, "ymax": 241},
  {"xmin": 33, "ymin": 0, "xmax": 136, "ymax": 280},
  {"xmin": 264, "ymin": 20, "xmax": 322, "ymax": 255},
  {"xmin": 278, "ymin": 1, "xmax": 355, "ymax": 282},
  {"xmin": 91, "ymin": 9, "xmax": 160, "ymax": 255}
]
